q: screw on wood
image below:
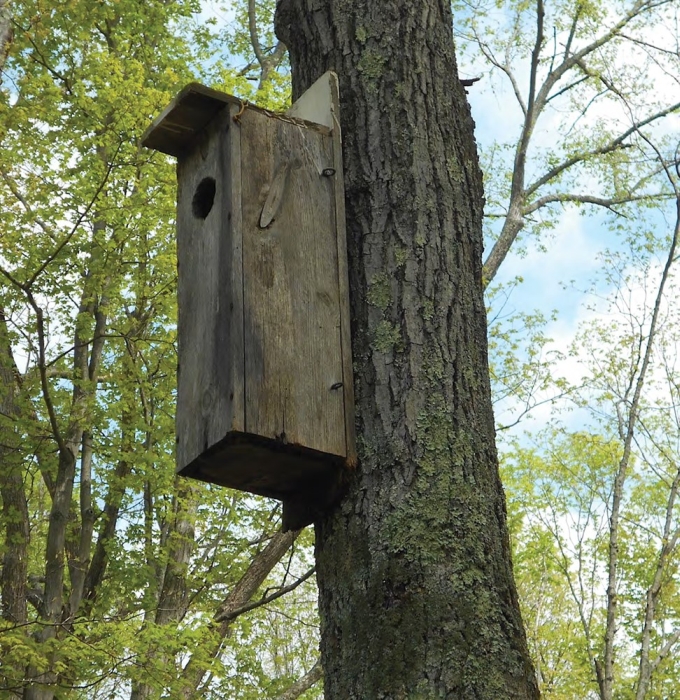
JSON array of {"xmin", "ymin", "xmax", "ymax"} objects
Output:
[
  {"xmin": 322, "ymin": 168, "xmax": 336, "ymax": 177},
  {"xmin": 330, "ymin": 382, "xmax": 343, "ymax": 391}
]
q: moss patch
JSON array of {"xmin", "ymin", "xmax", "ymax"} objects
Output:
[
  {"xmin": 357, "ymin": 47, "xmax": 387, "ymax": 85},
  {"xmin": 394, "ymin": 245, "xmax": 409, "ymax": 268},
  {"xmin": 373, "ymin": 320, "xmax": 402, "ymax": 353},
  {"xmin": 367, "ymin": 272, "xmax": 391, "ymax": 310}
]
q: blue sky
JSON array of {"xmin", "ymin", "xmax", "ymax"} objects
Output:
[{"xmin": 456, "ymin": 3, "xmax": 680, "ymax": 437}]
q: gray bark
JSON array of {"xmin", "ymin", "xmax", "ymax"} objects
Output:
[
  {"xmin": 0, "ymin": 310, "xmax": 28, "ymax": 626},
  {"xmin": 0, "ymin": 0, "xmax": 11, "ymax": 78},
  {"xmin": 0, "ymin": 310, "xmax": 29, "ymax": 700},
  {"xmin": 275, "ymin": 1, "xmax": 539, "ymax": 697}
]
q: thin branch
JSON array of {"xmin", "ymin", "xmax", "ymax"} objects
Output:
[
  {"xmin": 248, "ymin": 0, "xmax": 265, "ymax": 66},
  {"xmin": 0, "ymin": 166, "xmax": 53, "ymax": 237},
  {"xmin": 26, "ymin": 144, "xmax": 121, "ymax": 289},
  {"xmin": 523, "ymin": 192, "xmax": 660, "ymax": 216},
  {"xmin": 618, "ymin": 31, "xmax": 680, "ymax": 57},
  {"xmin": 274, "ymin": 660, "xmax": 323, "ymax": 700},
  {"xmin": 546, "ymin": 75, "xmax": 590, "ymax": 104},
  {"xmin": 214, "ymin": 566, "xmax": 316, "ymax": 622},
  {"xmin": 27, "ymin": 294, "xmax": 64, "ymax": 451},
  {"xmin": 178, "ymin": 529, "xmax": 298, "ymax": 699},
  {"xmin": 471, "ymin": 26, "xmax": 527, "ymax": 116},
  {"xmin": 526, "ymin": 0, "xmax": 544, "ymax": 119},
  {"xmin": 564, "ymin": 3, "xmax": 583, "ymax": 58},
  {"xmin": 648, "ymin": 629, "xmax": 680, "ymax": 673},
  {"xmin": 11, "ymin": 17, "xmax": 73, "ymax": 92},
  {"xmin": 525, "ymin": 102, "xmax": 680, "ymax": 199}
]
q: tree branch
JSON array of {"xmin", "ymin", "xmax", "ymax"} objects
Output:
[
  {"xmin": 523, "ymin": 192, "xmax": 658, "ymax": 216},
  {"xmin": 275, "ymin": 660, "xmax": 323, "ymax": 700},
  {"xmin": 248, "ymin": 0, "xmax": 265, "ymax": 66},
  {"xmin": 0, "ymin": 166, "xmax": 53, "ymax": 237},
  {"xmin": 481, "ymin": 0, "xmax": 680, "ymax": 285},
  {"xmin": 214, "ymin": 566, "xmax": 315, "ymax": 622},
  {"xmin": 179, "ymin": 529, "xmax": 298, "ymax": 699}
]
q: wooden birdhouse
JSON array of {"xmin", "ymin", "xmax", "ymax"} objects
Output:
[{"xmin": 142, "ymin": 73, "xmax": 355, "ymax": 530}]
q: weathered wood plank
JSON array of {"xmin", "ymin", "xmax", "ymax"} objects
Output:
[
  {"xmin": 176, "ymin": 109, "xmax": 244, "ymax": 471},
  {"xmin": 227, "ymin": 104, "xmax": 246, "ymax": 435},
  {"xmin": 279, "ymin": 72, "xmax": 356, "ymax": 527},
  {"xmin": 241, "ymin": 108, "xmax": 346, "ymax": 457},
  {"xmin": 288, "ymin": 71, "xmax": 356, "ymax": 466},
  {"xmin": 330, "ymin": 80, "xmax": 357, "ymax": 467}
]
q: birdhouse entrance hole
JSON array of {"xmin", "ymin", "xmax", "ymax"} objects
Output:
[{"xmin": 192, "ymin": 177, "xmax": 216, "ymax": 219}]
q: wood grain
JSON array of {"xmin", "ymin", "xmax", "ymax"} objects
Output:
[
  {"xmin": 241, "ymin": 107, "xmax": 346, "ymax": 457},
  {"xmin": 175, "ymin": 108, "xmax": 244, "ymax": 471}
]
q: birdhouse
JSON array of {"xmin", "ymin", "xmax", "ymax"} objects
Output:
[{"xmin": 142, "ymin": 73, "xmax": 355, "ymax": 531}]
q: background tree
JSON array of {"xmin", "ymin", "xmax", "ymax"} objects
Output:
[
  {"xmin": 0, "ymin": 2, "xmax": 315, "ymax": 698},
  {"xmin": 503, "ymin": 193, "xmax": 680, "ymax": 699}
]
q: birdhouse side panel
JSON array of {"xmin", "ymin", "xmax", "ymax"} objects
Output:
[
  {"xmin": 176, "ymin": 109, "xmax": 244, "ymax": 472},
  {"xmin": 240, "ymin": 110, "xmax": 346, "ymax": 458}
]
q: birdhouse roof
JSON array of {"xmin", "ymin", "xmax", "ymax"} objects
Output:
[
  {"xmin": 142, "ymin": 83, "xmax": 332, "ymax": 158},
  {"xmin": 141, "ymin": 83, "xmax": 240, "ymax": 157}
]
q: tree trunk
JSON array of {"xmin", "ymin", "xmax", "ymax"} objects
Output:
[
  {"xmin": 130, "ymin": 481, "xmax": 197, "ymax": 700},
  {"xmin": 0, "ymin": 311, "xmax": 28, "ymax": 627},
  {"xmin": 275, "ymin": 1, "xmax": 539, "ymax": 697},
  {"xmin": 0, "ymin": 0, "xmax": 11, "ymax": 76},
  {"xmin": 0, "ymin": 310, "xmax": 29, "ymax": 700}
]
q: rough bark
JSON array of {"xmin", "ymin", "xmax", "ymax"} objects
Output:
[
  {"xmin": 0, "ymin": 310, "xmax": 29, "ymax": 700},
  {"xmin": 0, "ymin": 310, "xmax": 28, "ymax": 628},
  {"xmin": 275, "ymin": 1, "xmax": 539, "ymax": 698},
  {"xmin": 80, "ymin": 454, "xmax": 131, "ymax": 612},
  {"xmin": 0, "ymin": 0, "xmax": 11, "ymax": 77}
]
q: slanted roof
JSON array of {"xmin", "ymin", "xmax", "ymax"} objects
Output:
[
  {"xmin": 142, "ymin": 82, "xmax": 333, "ymax": 158},
  {"xmin": 141, "ymin": 83, "xmax": 239, "ymax": 157}
]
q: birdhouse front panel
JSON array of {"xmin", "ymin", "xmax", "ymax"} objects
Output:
[{"xmin": 174, "ymin": 108, "xmax": 245, "ymax": 474}]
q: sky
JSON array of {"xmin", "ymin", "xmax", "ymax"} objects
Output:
[{"xmin": 456, "ymin": 3, "xmax": 680, "ymax": 439}]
